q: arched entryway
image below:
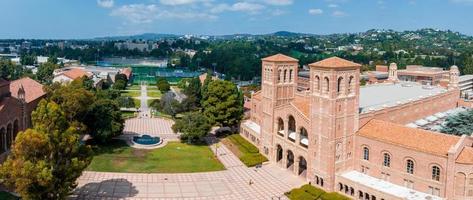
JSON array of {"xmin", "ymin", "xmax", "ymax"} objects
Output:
[
  {"xmin": 0, "ymin": 128, "xmax": 5, "ymax": 153},
  {"xmin": 286, "ymin": 150, "xmax": 294, "ymax": 169},
  {"xmin": 13, "ymin": 120, "xmax": 19, "ymax": 139},
  {"xmin": 276, "ymin": 145, "xmax": 283, "ymax": 162},
  {"xmin": 298, "ymin": 156, "xmax": 307, "ymax": 177},
  {"xmin": 6, "ymin": 123, "xmax": 12, "ymax": 148}
]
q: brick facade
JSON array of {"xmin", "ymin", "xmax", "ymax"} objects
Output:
[{"xmin": 240, "ymin": 54, "xmax": 472, "ymax": 200}]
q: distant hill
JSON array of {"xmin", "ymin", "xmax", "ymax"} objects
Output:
[{"xmin": 94, "ymin": 33, "xmax": 181, "ymax": 41}]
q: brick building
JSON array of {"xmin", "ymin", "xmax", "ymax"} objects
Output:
[
  {"xmin": 0, "ymin": 77, "xmax": 45, "ymax": 161},
  {"xmin": 240, "ymin": 54, "xmax": 472, "ymax": 199}
]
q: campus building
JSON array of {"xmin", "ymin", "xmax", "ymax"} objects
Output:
[
  {"xmin": 240, "ymin": 54, "xmax": 473, "ymax": 199},
  {"xmin": 0, "ymin": 77, "xmax": 45, "ymax": 161}
]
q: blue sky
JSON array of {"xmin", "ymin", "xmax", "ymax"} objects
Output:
[{"xmin": 1, "ymin": 0, "xmax": 473, "ymax": 39}]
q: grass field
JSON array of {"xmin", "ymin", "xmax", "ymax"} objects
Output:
[
  {"xmin": 87, "ymin": 140, "xmax": 225, "ymax": 173},
  {"xmin": 121, "ymin": 111, "xmax": 137, "ymax": 119},
  {"xmin": 121, "ymin": 90, "xmax": 141, "ymax": 97},
  {"xmin": 147, "ymin": 90, "xmax": 162, "ymax": 98},
  {"xmin": 286, "ymin": 185, "xmax": 350, "ymax": 200},
  {"xmin": 222, "ymin": 134, "xmax": 268, "ymax": 167}
]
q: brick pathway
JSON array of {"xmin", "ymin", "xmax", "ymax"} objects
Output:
[
  {"xmin": 72, "ymin": 137, "xmax": 305, "ymax": 199},
  {"xmin": 123, "ymin": 118, "xmax": 177, "ymax": 140}
]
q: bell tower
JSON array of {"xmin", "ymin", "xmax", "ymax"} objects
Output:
[
  {"xmin": 308, "ymin": 57, "xmax": 361, "ymax": 191},
  {"xmin": 260, "ymin": 54, "xmax": 298, "ymax": 159}
]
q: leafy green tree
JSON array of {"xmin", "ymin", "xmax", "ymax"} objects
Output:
[
  {"xmin": 157, "ymin": 77, "xmax": 170, "ymax": 93},
  {"xmin": 0, "ymin": 100, "xmax": 92, "ymax": 200},
  {"xmin": 20, "ymin": 54, "xmax": 36, "ymax": 66},
  {"xmin": 441, "ymin": 110, "xmax": 473, "ymax": 136},
  {"xmin": 172, "ymin": 112, "xmax": 211, "ymax": 144},
  {"xmin": 202, "ymin": 80, "xmax": 243, "ymax": 127},
  {"xmin": 462, "ymin": 56, "xmax": 473, "ymax": 75},
  {"xmin": 117, "ymin": 96, "xmax": 136, "ymax": 108},
  {"xmin": 0, "ymin": 58, "xmax": 25, "ymax": 80},
  {"xmin": 36, "ymin": 62, "xmax": 59, "ymax": 84},
  {"xmin": 113, "ymin": 79, "xmax": 127, "ymax": 90},
  {"xmin": 85, "ymin": 99, "xmax": 124, "ymax": 143},
  {"xmin": 47, "ymin": 56, "xmax": 58, "ymax": 65}
]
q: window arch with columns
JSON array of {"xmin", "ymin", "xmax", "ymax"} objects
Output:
[
  {"xmin": 314, "ymin": 75, "xmax": 320, "ymax": 92},
  {"xmin": 299, "ymin": 127, "xmax": 308, "ymax": 148},
  {"xmin": 277, "ymin": 118, "xmax": 284, "ymax": 136},
  {"xmin": 348, "ymin": 75, "xmax": 355, "ymax": 94},
  {"xmin": 337, "ymin": 76, "xmax": 344, "ymax": 95},
  {"xmin": 324, "ymin": 77, "xmax": 330, "ymax": 93}
]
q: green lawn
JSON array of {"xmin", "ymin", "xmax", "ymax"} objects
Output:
[
  {"xmin": 121, "ymin": 111, "xmax": 137, "ymax": 119},
  {"xmin": 87, "ymin": 140, "xmax": 225, "ymax": 173},
  {"xmin": 0, "ymin": 191, "xmax": 19, "ymax": 200},
  {"xmin": 148, "ymin": 90, "xmax": 162, "ymax": 98},
  {"xmin": 127, "ymin": 85, "xmax": 142, "ymax": 90},
  {"xmin": 286, "ymin": 185, "xmax": 350, "ymax": 200},
  {"xmin": 121, "ymin": 90, "xmax": 141, "ymax": 97},
  {"xmin": 222, "ymin": 134, "xmax": 268, "ymax": 167},
  {"xmin": 133, "ymin": 98, "xmax": 141, "ymax": 108}
]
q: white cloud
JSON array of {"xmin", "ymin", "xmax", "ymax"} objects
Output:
[
  {"xmin": 211, "ymin": 2, "xmax": 265, "ymax": 14},
  {"xmin": 111, "ymin": 4, "xmax": 159, "ymax": 24},
  {"xmin": 263, "ymin": 0, "xmax": 294, "ymax": 6},
  {"xmin": 327, "ymin": 3, "xmax": 338, "ymax": 8},
  {"xmin": 110, "ymin": 4, "xmax": 216, "ymax": 24},
  {"xmin": 308, "ymin": 8, "xmax": 323, "ymax": 15},
  {"xmin": 97, "ymin": 0, "xmax": 114, "ymax": 8},
  {"xmin": 332, "ymin": 10, "xmax": 346, "ymax": 17}
]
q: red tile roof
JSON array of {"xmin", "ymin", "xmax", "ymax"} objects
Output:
[
  {"xmin": 309, "ymin": 57, "xmax": 361, "ymax": 68},
  {"xmin": 262, "ymin": 54, "xmax": 298, "ymax": 62},
  {"xmin": 121, "ymin": 68, "xmax": 132, "ymax": 80},
  {"xmin": 10, "ymin": 77, "xmax": 45, "ymax": 103},
  {"xmin": 456, "ymin": 146, "xmax": 473, "ymax": 164},
  {"xmin": 292, "ymin": 95, "xmax": 310, "ymax": 117},
  {"xmin": 357, "ymin": 119, "xmax": 460, "ymax": 157},
  {"xmin": 61, "ymin": 68, "xmax": 92, "ymax": 80}
]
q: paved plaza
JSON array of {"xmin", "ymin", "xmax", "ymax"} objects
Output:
[
  {"xmin": 71, "ymin": 84, "xmax": 305, "ymax": 199},
  {"xmin": 72, "ymin": 140, "xmax": 305, "ymax": 200}
]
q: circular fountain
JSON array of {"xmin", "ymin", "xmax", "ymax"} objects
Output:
[{"xmin": 132, "ymin": 134, "xmax": 163, "ymax": 147}]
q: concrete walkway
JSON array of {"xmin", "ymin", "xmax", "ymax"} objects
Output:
[{"xmin": 72, "ymin": 139, "xmax": 305, "ymax": 199}]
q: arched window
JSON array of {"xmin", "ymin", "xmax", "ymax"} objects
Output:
[
  {"xmin": 363, "ymin": 147, "xmax": 369, "ymax": 160},
  {"xmin": 315, "ymin": 75, "xmax": 320, "ymax": 91},
  {"xmin": 324, "ymin": 77, "xmax": 330, "ymax": 93},
  {"xmin": 300, "ymin": 127, "xmax": 308, "ymax": 148},
  {"xmin": 383, "ymin": 153, "xmax": 391, "ymax": 167},
  {"xmin": 284, "ymin": 69, "xmax": 287, "ymax": 82},
  {"xmin": 337, "ymin": 77, "xmax": 344, "ymax": 94},
  {"xmin": 432, "ymin": 166, "xmax": 440, "ymax": 181},
  {"xmin": 348, "ymin": 76, "xmax": 354, "ymax": 94},
  {"xmin": 289, "ymin": 69, "xmax": 293, "ymax": 82},
  {"xmin": 288, "ymin": 116, "xmax": 296, "ymax": 133},
  {"xmin": 278, "ymin": 69, "xmax": 282, "ymax": 82},
  {"xmin": 277, "ymin": 118, "xmax": 284, "ymax": 136},
  {"xmin": 406, "ymin": 159, "xmax": 414, "ymax": 174}
]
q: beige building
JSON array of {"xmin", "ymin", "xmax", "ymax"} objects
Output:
[{"xmin": 240, "ymin": 54, "xmax": 473, "ymax": 199}]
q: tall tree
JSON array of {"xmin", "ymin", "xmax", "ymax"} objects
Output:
[
  {"xmin": 157, "ymin": 77, "xmax": 170, "ymax": 93},
  {"xmin": 0, "ymin": 100, "xmax": 92, "ymax": 200},
  {"xmin": 85, "ymin": 99, "xmax": 124, "ymax": 143},
  {"xmin": 172, "ymin": 112, "xmax": 211, "ymax": 144},
  {"xmin": 202, "ymin": 80, "xmax": 244, "ymax": 127}
]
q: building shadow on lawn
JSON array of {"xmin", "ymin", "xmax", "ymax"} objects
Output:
[{"xmin": 71, "ymin": 178, "xmax": 139, "ymax": 199}]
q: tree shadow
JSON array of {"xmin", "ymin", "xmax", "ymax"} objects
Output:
[{"xmin": 71, "ymin": 178, "xmax": 139, "ymax": 199}]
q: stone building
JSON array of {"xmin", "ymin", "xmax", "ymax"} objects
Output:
[
  {"xmin": 0, "ymin": 77, "xmax": 45, "ymax": 161},
  {"xmin": 240, "ymin": 54, "xmax": 473, "ymax": 199}
]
